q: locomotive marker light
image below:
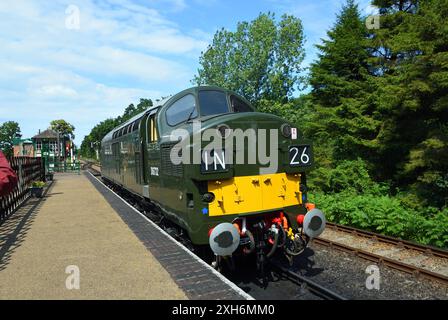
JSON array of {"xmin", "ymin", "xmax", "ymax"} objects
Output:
[
  {"xmin": 291, "ymin": 127, "xmax": 297, "ymax": 140},
  {"xmin": 302, "ymin": 208, "xmax": 326, "ymax": 238},
  {"xmin": 216, "ymin": 124, "xmax": 232, "ymax": 139},
  {"xmin": 209, "ymin": 222, "xmax": 240, "ymax": 256},
  {"xmin": 280, "ymin": 123, "xmax": 292, "ymax": 137}
]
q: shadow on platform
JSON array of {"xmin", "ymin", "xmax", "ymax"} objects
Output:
[{"xmin": 0, "ymin": 181, "xmax": 55, "ymax": 271}]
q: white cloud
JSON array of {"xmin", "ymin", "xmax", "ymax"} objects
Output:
[
  {"xmin": 0, "ymin": 0, "xmax": 209, "ymax": 144},
  {"xmin": 33, "ymin": 85, "xmax": 78, "ymax": 98}
]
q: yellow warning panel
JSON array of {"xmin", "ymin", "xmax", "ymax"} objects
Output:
[{"xmin": 208, "ymin": 173, "xmax": 302, "ymax": 216}]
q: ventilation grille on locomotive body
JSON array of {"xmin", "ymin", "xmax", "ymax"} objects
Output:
[{"xmin": 161, "ymin": 144, "xmax": 183, "ymax": 177}]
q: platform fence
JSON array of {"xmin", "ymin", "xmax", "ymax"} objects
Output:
[{"xmin": 0, "ymin": 157, "xmax": 45, "ymax": 224}]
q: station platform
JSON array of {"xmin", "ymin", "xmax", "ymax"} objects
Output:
[{"xmin": 0, "ymin": 172, "xmax": 251, "ymax": 300}]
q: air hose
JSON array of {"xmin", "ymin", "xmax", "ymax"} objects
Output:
[
  {"xmin": 266, "ymin": 228, "xmax": 279, "ymax": 258},
  {"xmin": 242, "ymin": 229, "xmax": 255, "ymax": 255},
  {"xmin": 277, "ymin": 224, "xmax": 286, "ymax": 248}
]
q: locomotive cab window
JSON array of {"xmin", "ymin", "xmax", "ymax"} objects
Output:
[
  {"xmin": 166, "ymin": 94, "xmax": 197, "ymax": 126},
  {"xmin": 231, "ymin": 95, "xmax": 252, "ymax": 113},
  {"xmin": 198, "ymin": 90, "xmax": 229, "ymax": 116}
]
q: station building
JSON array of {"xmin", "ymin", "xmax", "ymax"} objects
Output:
[{"xmin": 12, "ymin": 129, "xmax": 77, "ymax": 173}]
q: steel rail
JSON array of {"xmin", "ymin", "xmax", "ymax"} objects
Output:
[
  {"xmin": 270, "ymin": 261, "xmax": 348, "ymax": 300},
  {"xmin": 313, "ymin": 236, "xmax": 448, "ymax": 286},
  {"xmin": 324, "ymin": 222, "xmax": 448, "ymax": 259},
  {"xmin": 82, "ymin": 160, "xmax": 101, "ymax": 176}
]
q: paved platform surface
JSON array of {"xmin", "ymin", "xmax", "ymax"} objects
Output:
[
  {"xmin": 0, "ymin": 172, "xmax": 251, "ymax": 300},
  {"xmin": 85, "ymin": 172, "xmax": 251, "ymax": 300},
  {"xmin": 0, "ymin": 173, "xmax": 187, "ymax": 299}
]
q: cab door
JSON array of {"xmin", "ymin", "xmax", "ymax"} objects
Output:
[{"xmin": 146, "ymin": 112, "xmax": 161, "ymax": 201}]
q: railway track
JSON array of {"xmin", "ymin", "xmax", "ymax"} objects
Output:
[
  {"xmin": 316, "ymin": 222, "xmax": 448, "ymax": 286},
  {"xmin": 268, "ymin": 261, "xmax": 347, "ymax": 300},
  {"xmin": 83, "ymin": 163, "xmax": 447, "ymax": 294},
  {"xmin": 81, "ymin": 160, "xmax": 101, "ymax": 175}
]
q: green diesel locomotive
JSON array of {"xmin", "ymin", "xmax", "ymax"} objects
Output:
[{"xmin": 101, "ymin": 86, "xmax": 325, "ymax": 269}]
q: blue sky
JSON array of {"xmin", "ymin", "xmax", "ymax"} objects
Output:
[{"xmin": 0, "ymin": 0, "xmax": 372, "ymax": 146}]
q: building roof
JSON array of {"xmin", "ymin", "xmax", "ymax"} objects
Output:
[
  {"xmin": 12, "ymin": 138, "xmax": 33, "ymax": 145},
  {"xmin": 32, "ymin": 129, "xmax": 59, "ymax": 140}
]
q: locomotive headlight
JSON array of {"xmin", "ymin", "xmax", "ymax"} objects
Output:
[
  {"xmin": 202, "ymin": 192, "xmax": 215, "ymax": 203},
  {"xmin": 281, "ymin": 123, "xmax": 292, "ymax": 137}
]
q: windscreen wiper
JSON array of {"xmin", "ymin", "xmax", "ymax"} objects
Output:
[{"xmin": 186, "ymin": 106, "xmax": 197, "ymax": 122}]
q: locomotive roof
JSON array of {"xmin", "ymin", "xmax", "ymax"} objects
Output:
[{"xmin": 102, "ymin": 86, "xmax": 251, "ymax": 143}]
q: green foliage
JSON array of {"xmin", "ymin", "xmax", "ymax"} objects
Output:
[
  {"xmin": 309, "ymin": 158, "xmax": 389, "ymax": 195},
  {"xmin": 80, "ymin": 98, "xmax": 153, "ymax": 159},
  {"xmin": 312, "ymin": 191, "xmax": 448, "ymax": 248},
  {"xmin": 50, "ymin": 119, "xmax": 75, "ymax": 140},
  {"xmin": 307, "ymin": 156, "xmax": 447, "ymax": 248},
  {"xmin": 307, "ymin": 0, "xmax": 448, "ymax": 212},
  {"xmin": 256, "ymin": 95, "xmax": 313, "ymax": 127},
  {"xmin": 31, "ymin": 181, "xmax": 45, "ymax": 188},
  {"xmin": 0, "ymin": 121, "xmax": 21, "ymax": 157},
  {"xmin": 193, "ymin": 12, "xmax": 306, "ymax": 104},
  {"xmin": 367, "ymin": 0, "xmax": 448, "ymax": 206},
  {"xmin": 80, "ymin": 118, "xmax": 118, "ymax": 159}
]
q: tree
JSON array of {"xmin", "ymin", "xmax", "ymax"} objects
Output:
[
  {"xmin": 368, "ymin": 0, "xmax": 448, "ymax": 207},
  {"xmin": 80, "ymin": 118, "xmax": 118, "ymax": 159},
  {"xmin": 50, "ymin": 119, "xmax": 75, "ymax": 140},
  {"xmin": 0, "ymin": 121, "xmax": 21, "ymax": 157},
  {"xmin": 80, "ymin": 98, "xmax": 153, "ymax": 159},
  {"xmin": 308, "ymin": 0, "xmax": 379, "ymax": 167},
  {"xmin": 193, "ymin": 12, "xmax": 306, "ymax": 104}
]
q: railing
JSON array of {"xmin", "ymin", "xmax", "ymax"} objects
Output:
[
  {"xmin": 0, "ymin": 157, "xmax": 45, "ymax": 224},
  {"xmin": 51, "ymin": 160, "xmax": 81, "ymax": 174}
]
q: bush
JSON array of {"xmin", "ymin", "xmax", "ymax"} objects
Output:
[
  {"xmin": 32, "ymin": 181, "xmax": 45, "ymax": 188},
  {"xmin": 309, "ymin": 158, "xmax": 388, "ymax": 195},
  {"xmin": 307, "ymin": 158, "xmax": 447, "ymax": 248},
  {"xmin": 310, "ymin": 191, "xmax": 448, "ymax": 248}
]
